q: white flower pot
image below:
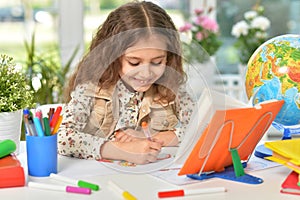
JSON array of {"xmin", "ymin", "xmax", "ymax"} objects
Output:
[{"xmin": 0, "ymin": 109, "xmax": 23, "ymax": 154}]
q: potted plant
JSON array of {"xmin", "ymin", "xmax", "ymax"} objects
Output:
[
  {"xmin": 179, "ymin": 7, "xmax": 222, "ymax": 87},
  {"xmin": 0, "ymin": 54, "xmax": 34, "ymax": 153},
  {"xmin": 179, "ymin": 8, "xmax": 222, "ymax": 64}
]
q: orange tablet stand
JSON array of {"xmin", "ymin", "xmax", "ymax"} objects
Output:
[{"xmin": 178, "ymin": 100, "xmax": 284, "ymax": 184}]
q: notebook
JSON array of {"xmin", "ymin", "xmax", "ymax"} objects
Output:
[
  {"xmin": 0, "ymin": 154, "xmax": 25, "ymax": 188},
  {"xmin": 265, "ymin": 138, "xmax": 300, "ymax": 173},
  {"xmin": 281, "ymin": 171, "xmax": 300, "ymax": 195}
]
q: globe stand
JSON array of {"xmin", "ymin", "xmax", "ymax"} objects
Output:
[
  {"xmin": 254, "ymin": 121, "xmax": 298, "ymax": 159},
  {"xmin": 254, "ymin": 144, "xmax": 273, "ymax": 158}
]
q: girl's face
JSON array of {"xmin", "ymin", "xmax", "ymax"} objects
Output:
[{"xmin": 119, "ymin": 35, "xmax": 167, "ymax": 92}]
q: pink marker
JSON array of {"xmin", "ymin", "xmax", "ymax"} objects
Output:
[
  {"xmin": 28, "ymin": 182, "xmax": 91, "ymax": 195},
  {"xmin": 35, "ymin": 109, "xmax": 44, "ymax": 130},
  {"xmin": 35, "ymin": 109, "xmax": 43, "ymax": 119}
]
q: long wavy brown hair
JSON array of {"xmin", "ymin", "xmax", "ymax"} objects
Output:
[{"xmin": 64, "ymin": 1, "xmax": 186, "ymax": 103}]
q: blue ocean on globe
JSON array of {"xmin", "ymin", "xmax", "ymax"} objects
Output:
[{"xmin": 254, "ymin": 77, "xmax": 300, "ymax": 126}]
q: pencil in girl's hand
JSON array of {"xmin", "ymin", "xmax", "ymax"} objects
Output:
[{"xmin": 141, "ymin": 122, "xmax": 152, "ymax": 141}]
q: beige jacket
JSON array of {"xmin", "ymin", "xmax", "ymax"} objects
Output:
[{"xmin": 82, "ymin": 83, "xmax": 179, "ymax": 138}]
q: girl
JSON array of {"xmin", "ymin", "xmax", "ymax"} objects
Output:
[{"xmin": 58, "ymin": 1, "xmax": 195, "ymax": 164}]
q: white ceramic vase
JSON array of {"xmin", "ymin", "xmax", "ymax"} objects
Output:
[{"xmin": 0, "ymin": 109, "xmax": 23, "ymax": 154}]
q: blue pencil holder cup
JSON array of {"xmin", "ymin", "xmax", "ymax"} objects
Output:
[{"xmin": 26, "ymin": 134, "xmax": 58, "ymax": 177}]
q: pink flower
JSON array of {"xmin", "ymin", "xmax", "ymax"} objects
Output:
[
  {"xmin": 180, "ymin": 7, "xmax": 222, "ymax": 57},
  {"xmin": 194, "ymin": 16, "xmax": 205, "ymax": 26},
  {"xmin": 194, "ymin": 8, "xmax": 204, "ymax": 16},
  {"xmin": 199, "ymin": 16, "xmax": 219, "ymax": 32},
  {"xmin": 195, "ymin": 32, "xmax": 204, "ymax": 41},
  {"xmin": 179, "ymin": 23, "xmax": 192, "ymax": 32}
]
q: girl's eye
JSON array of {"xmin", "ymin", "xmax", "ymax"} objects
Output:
[
  {"xmin": 129, "ymin": 62, "xmax": 140, "ymax": 66},
  {"xmin": 151, "ymin": 61, "xmax": 162, "ymax": 66}
]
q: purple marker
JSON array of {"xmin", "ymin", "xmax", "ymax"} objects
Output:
[{"xmin": 28, "ymin": 182, "xmax": 91, "ymax": 195}]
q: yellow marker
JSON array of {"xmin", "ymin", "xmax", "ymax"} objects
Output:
[
  {"xmin": 108, "ymin": 180, "xmax": 137, "ymax": 200},
  {"xmin": 123, "ymin": 191, "xmax": 137, "ymax": 200},
  {"xmin": 52, "ymin": 115, "xmax": 63, "ymax": 135}
]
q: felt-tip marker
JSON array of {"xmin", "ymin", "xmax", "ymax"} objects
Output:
[
  {"xmin": 141, "ymin": 121, "xmax": 152, "ymax": 141},
  {"xmin": 50, "ymin": 173, "xmax": 99, "ymax": 191},
  {"xmin": 108, "ymin": 180, "xmax": 137, "ymax": 200},
  {"xmin": 28, "ymin": 182, "xmax": 91, "ymax": 195},
  {"xmin": 33, "ymin": 117, "xmax": 44, "ymax": 137},
  {"xmin": 158, "ymin": 187, "xmax": 227, "ymax": 198},
  {"xmin": 49, "ymin": 106, "xmax": 62, "ymax": 132}
]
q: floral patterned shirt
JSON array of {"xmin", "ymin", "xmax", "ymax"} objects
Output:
[
  {"xmin": 57, "ymin": 81, "xmax": 195, "ymax": 160},
  {"xmin": 115, "ymin": 81, "xmax": 144, "ymax": 130}
]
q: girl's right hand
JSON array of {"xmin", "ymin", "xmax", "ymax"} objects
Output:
[
  {"xmin": 117, "ymin": 139, "xmax": 162, "ymax": 164},
  {"xmin": 101, "ymin": 139, "xmax": 162, "ymax": 165}
]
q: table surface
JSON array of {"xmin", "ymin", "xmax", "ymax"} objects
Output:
[{"xmin": 0, "ymin": 142, "xmax": 299, "ymax": 200}]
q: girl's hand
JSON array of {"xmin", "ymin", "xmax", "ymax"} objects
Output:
[
  {"xmin": 114, "ymin": 129, "xmax": 178, "ymax": 147},
  {"xmin": 114, "ymin": 130, "xmax": 135, "ymax": 142},
  {"xmin": 114, "ymin": 128, "xmax": 148, "ymax": 142},
  {"xmin": 101, "ymin": 139, "xmax": 162, "ymax": 165},
  {"xmin": 116, "ymin": 140, "xmax": 162, "ymax": 164},
  {"xmin": 152, "ymin": 130, "xmax": 178, "ymax": 146}
]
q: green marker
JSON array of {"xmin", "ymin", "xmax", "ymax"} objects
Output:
[
  {"xmin": 50, "ymin": 173, "xmax": 99, "ymax": 191},
  {"xmin": 43, "ymin": 117, "xmax": 51, "ymax": 136},
  {"xmin": 0, "ymin": 139, "xmax": 16, "ymax": 158}
]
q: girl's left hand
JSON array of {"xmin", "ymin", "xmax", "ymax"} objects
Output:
[
  {"xmin": 114, "ymin": 128, "xmax": 145, "ymax": 142},
  {"xmin": 115, "ymin": 128, "xmax": 163, "ymax": 143},
  {"xmin": 114, "ymin": 130, "xmax": 135, "ymax": 142}
]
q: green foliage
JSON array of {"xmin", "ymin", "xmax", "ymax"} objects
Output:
[
  {"xmin": 182, "ymin": 40, "xmax": 211, "ymax": 64},
  {"xmin": 24, "ymin": 33, "xmax": 78, "ymax": 105},
  {"xmin": 0, "ymin": 54, "xmax": 34, "ymax": 112}
]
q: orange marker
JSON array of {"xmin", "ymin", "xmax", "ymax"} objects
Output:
[
  {"xmin": 52, "ymin": 116, "xmax": 63, "ymax": 135},
  {"xmin": 50, "ymin": 106, "xmax": 62, "ymax": 132}
]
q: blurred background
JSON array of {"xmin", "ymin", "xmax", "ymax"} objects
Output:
[{"xmin": 0, "ymin": 0, "xmax": 300, "ymax": 105}]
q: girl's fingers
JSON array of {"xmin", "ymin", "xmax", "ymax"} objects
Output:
[
  {"xmin": 152, "ymin": 137, "xmax": 164, "ymax": 145},
  {"xmin": 149, "ymin": 140, "xmax": 162, "ymax": 151}
]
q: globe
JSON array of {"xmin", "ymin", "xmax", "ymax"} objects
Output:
[{"xmin": 245, "ymin": 34, "xmax": 300, "ymax": 139}]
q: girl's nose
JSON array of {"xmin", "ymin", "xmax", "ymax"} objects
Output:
[{"xmin": 139, "ymin": 64, "xmax": 152, "ymax": 78}]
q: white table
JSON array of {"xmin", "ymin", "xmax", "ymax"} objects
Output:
[{"xmin": 0, "ymin": 142, "xmax": 299, "ymax": 200}]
